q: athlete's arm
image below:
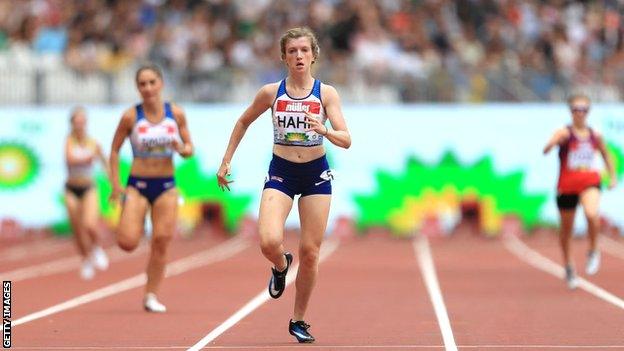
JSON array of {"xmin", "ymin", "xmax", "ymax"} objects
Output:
[
  {"xmin": 109, "ymin": 109, "xmax": 134, "ymax": 201},
  {"xmin": 595, "ymin": 131, "xmax": 617, "ymax": 189},
  {"xmin": 217, "ymin": 84, "xmax": 276, "ymax": 191},
  {"xmin": 172, "ymin": 104, "xmax": 194, "ymax": 158},
  {"xmin": 543, "ymin": 128, "xmax": 568, "ymax": 155},
  {"xmin": 313, "ymin": 84, "xmax": 351, "ymax": 149},
  {"xmin": 95, "ymin": 142, "xmax": 112, "ymax": 185}
]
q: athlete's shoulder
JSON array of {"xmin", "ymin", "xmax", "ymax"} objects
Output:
[
  {"xmin": 260, "ymin": 82, "xmax": 281, "ymax": 96},
  {"xmin": 319, "ymin": 82, "xmax": 340, "ymax": 104},
  {"xmin": 256, "ymin": 82, "xmax": 281, "ymax": 105},
  {"xmin": 168, "ymin": 102, "xmax": 185, "ymax": 117},
  {"xmin": 119, "ymin": 106, "xmax": 138, "ymax": 126}
]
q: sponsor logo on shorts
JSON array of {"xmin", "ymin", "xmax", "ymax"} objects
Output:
[
  {"xmin": 315, "ymin": 169, "xmax": 334, "ymax": 186},
  {"xmin": 136, "ymin": 180, "xmax": 147, "ymax": 189},
  {"xmin": 270, "ymin": 175, "xmax": 284, "ymax": 183}
]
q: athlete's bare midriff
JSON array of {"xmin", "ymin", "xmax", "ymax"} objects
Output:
[
  {"xmin": 273, "ymin": 144, "xmax": 326, "ymax": 163},
  {"xmin": 130, "ymin": 158, "xmax": 175, "ymax": 177}
]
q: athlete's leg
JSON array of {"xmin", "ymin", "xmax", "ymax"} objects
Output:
[
  {"xmin": 258, "ymin": 188, "xmax": 293, "ymax": 270},
  {"xmin": 117, "ymin": 187, "xmax": 149, "ymax": 252},
  {"xmin": 146, "ymin": 188, "xmax": 178, "ymax": 295},
  {"xmin": 579, "ymin": 187, "xmax": 601, "ymax": 252},
  {"xmin": 81, "ymin": 188, "xmax": 100, "ymax": 245},
  {"xmin": 580, "ymin": 187, "xmax": 601, "ymax": 275},
  {"xmin": 559, "ymin": 208, "xmax": 576, "ymax": 266},
  {"xmin": 294, "ymin": 194, "xmax": 331, "ymax": 321},
  {"xmin": 65, "ymin": 190, "xmax": 90, "ymax": 257}
]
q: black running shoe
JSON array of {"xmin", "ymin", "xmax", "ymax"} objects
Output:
[
  {"xmin": 268, "ymin": 252, "xmax": 293, "ymax": 299},
  {"xmin": 289, "ymin": 319, "xmax": 315, "ymax": 343}
]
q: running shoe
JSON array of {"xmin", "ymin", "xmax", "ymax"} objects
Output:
[
  {"xmin": 143, "ymin": 293, "xmax": 167, "ymax": 313},
  {"xmin": 585, "ymin": 250, "xmax": 601, "ymax": 275},
  {"xmin": 565, "ymin": 264, "xmax": 578, "ymax": 290},
  {"xmin": 91, "ymin": 246, "xmax": 109, "ymax": 271},
  {"xmin": 268, "ymin": 252, "xmax": 293, "ymax": 299},
  {"xmin": 80, "ymin": 259, "xmax": 95, "ymax": 280},
  {"xmin": 289, "ymin": 319, "xmax": 315, "ymax": 343}
]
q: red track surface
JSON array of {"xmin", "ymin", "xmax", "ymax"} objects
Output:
[{"xmin": 4, "ymin": 230, "xmax": 624, "ymax": 351}]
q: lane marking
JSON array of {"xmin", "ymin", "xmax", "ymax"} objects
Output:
[
  {"xmin": 187, "ymin": 238, "xmax": 340, "ymax": 351},
  {"xmin": 504, "ymin": 234, "xmax": 624, "ymax": 310},
  {"xmin": 413, "ymin": 235, "xmax": 458, "ymax": 351},
  {"xmin": 12, "ymin": 237, "xmax": 250, "ymax": 326},
  {"xmin": 0, "ymin": 245, "xmax": 148, "ymax": 282},
  {"xmin": 14, "ymin": 344, "xmax": 624, "ymax": 350}
]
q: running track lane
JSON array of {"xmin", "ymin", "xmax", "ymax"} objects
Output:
[
  {"xmin": 207, "ymin": 235, "xmax": 442, "ymax": 350},
  {"xmin": 12, "ymin": 236, "xmax": 273, "ymax": 349},
  {"xmin": 430, "ymin": 233, "xmax": 624, "ymax": 349},
  {"xmin": 12, "ymin": 234, "xmax": 230, "ymax": 317}
]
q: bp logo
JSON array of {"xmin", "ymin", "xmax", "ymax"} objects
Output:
[{"xmin": 0, "ymin": 141, "xmax": 40, "ymax": 189}]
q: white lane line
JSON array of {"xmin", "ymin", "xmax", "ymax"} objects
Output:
[
  {"xmin": 0, "ymin": 245, "xmax": 148, "ymax": 282},
  {"xmin": 10, "ymin": 345, "xmax": 624, "ymax": 350},
  {"xmin": 600, "ymin": 235, "xmax": 624, "ymax": 260},
  {"xmin": 187, "ymin": 238, "xmax": 340, "ymax": 351},
  {"xmin": 504, "ymin": 234, "xmax": 624, "ymax": 310},
  {"xmin": 12, "ymin": 237, "xmax": 250, "ymax": 326},
  {"xmin": 413, "ymin": 235, "xmax": 458, "ymax": 351}
]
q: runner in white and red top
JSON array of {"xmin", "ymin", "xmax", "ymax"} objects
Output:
[
  {"xmin": 543, "ymin": 94, "xmax": 616, "ymax": 289},
  {"xmin": 217, "ymin": 27, "xmax": 351, "ymax": 343}
]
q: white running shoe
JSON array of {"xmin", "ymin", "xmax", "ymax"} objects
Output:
[
  {"xmin": 565, "ymin": 264, "xmax": 578, "ymax": 290},
  {"xmin": 586, "ymin": 250, "xmax": 601, "ymax": 275},
  {"xmin": 80, "ymin": 259, "xmax": 95, "ymax": 280},
  {"xmin": 91, "ymin": 246, "xmax": 109, "ymax": 271},
  {"xmin": 143, "ymin": 293, "xmax": 167, "ymax": 313}
]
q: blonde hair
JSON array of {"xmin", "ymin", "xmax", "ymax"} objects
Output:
[
  {"xmin": 279, "ymin": 27, "xmax": 320, "ymax": 63},
  {"xmin": 567, "ymin": 93, "xmax": 590, "ymax": 106}
]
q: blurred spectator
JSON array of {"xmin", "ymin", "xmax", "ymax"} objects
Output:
[{"xmin": 0, "ymin": 0, "xmax": 623, "ymax": 104}]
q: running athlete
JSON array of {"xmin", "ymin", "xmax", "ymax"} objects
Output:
[
  {"xmin": 217, "ymin": 27, "xmax": 351, "ymax": 343},
  {"xmin": 110, "ymin": 64, "xmax": 194, "ymax": 312},
  {"xmin": 65, "ymin": 107, "xmax": 110, "ymax": 280},
  {"xmin": 543, "ymin": 94, "xmax": 616, "ymax": 289}
]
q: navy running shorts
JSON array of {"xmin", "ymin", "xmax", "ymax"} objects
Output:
[{"xmin": 263, "ymin": 154, "xmax": 332, "ymax": 199}]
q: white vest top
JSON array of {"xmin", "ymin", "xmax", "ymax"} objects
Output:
[
  {"xmin": 130, "ymin": 102, "xmax": 180, "ymax": 158},
  {"xmin": 271, "ymin": 79, "xmax": 326, "ymax": 147}
]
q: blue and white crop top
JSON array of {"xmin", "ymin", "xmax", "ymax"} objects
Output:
[
  {"xmin": 130, "ymin": 102, "xmax": 180, "ymax": 158},
  {"xmin": 272, "ymin": 79, "xmax": 326, "ymax": 147}
]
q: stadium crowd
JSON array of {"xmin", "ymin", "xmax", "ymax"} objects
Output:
[{"xmin": 1, "ymin": 0, "xmax": 622, "ymax": 103}]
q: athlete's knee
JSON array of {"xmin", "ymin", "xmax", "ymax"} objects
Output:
[
  {"xmin": 299, "ymin": 244, "xmax": 320, "ymax": 267},
  {"xmin": 259, "ymin": 235, "xmax": 282, "ymax": 255},
  {"xmin": 117, "ymin": 230, "xmax": 140, "ymax": 252},
  {"xmin": 151, "ymin": 235, "xmax": 172, "ymax": 252},
  {"xmin": 117, "ymin": 236, "xmax": 139, "ymax": 252},
  {"xmin": 585, "ymin": 212, "xmax": 600, "ymax": 225}
]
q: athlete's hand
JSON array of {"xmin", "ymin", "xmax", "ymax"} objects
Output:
[
  {"xmin": 109, "ymin": 184, "xmax": 124, "ymax": 203},
  {"xmin": 171, "ymin": 139, "xmax": 193, "ymax": 158},
  {"xmin": 217, "ymin": 162, "xmax": 234, "ymax": 191},
  {"xmin": 609, "ymin": 177, "xmax": 617, "ymax": 190},
  {"xmin": 304, "ymin": 111, "xmax": 328, "ymax": 136}
]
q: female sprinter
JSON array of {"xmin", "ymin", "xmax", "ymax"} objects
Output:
[
  {"xmin": 110, "ymin": 64, "xmax": 194, "ymax": 312},
  {"xmin": 543, "ymin": 94, "xmax": 616, "ymax": 289},
  {"xmin": 65, "ymin": 107, "xmax": 110, "ymax": 280},
  {"xmin": 217, "ymin": 27, "xmax": 351, "ymax": 343}
]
